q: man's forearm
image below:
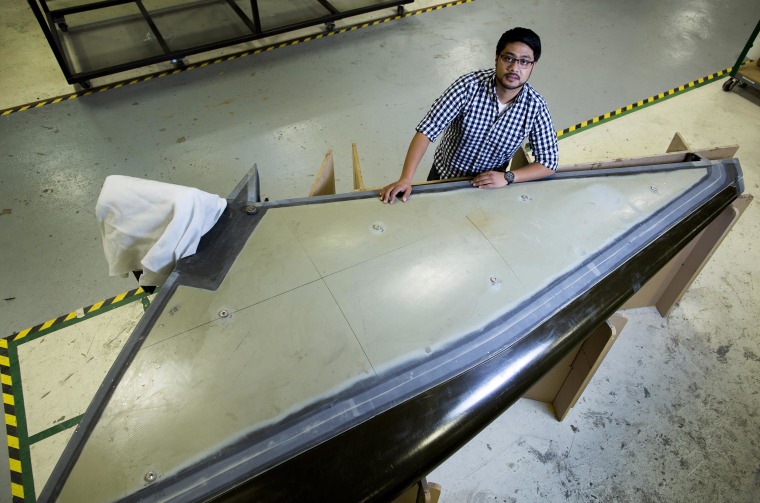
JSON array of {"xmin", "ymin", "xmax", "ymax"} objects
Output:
[
  {"xmin": 399, "ymin": 132, "xmax": 432, "ymax": 182},
  {"xmin": 511, "ymin": 162, "xmax": 555, "ymax": 183}
]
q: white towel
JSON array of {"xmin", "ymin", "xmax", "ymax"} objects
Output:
[{"xmin": 96, "ymin": 175, "xmax": 227, "ymax": 287}]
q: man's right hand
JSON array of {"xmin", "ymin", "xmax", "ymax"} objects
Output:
[
  {"xmin": 379, "ymin": 180, "xmax": 413, "ymax": 204},
  {"xmin": 380, "ymin": 132, "xmax": 431, "ymax": 204}
]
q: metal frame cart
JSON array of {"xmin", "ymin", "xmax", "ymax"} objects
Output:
[
  {"xmin": 27, "ymin": 0, "xmax": 413, "ymax": 88},
  {"xmin": 723, "ymin": 18, "xmax": 760, "ymax": 93}
]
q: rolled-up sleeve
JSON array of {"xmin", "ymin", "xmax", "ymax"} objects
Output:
[{"xmin": 528, "ymin": 104, "xmax": 559, "ymax": 171}]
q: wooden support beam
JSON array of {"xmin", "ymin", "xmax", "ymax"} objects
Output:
[
  {"xmin": 556, "ymin": 144, "xmax": 739, "ymax": 173},
  {"xmin": 309, "ymin": 149, "xmax": 336, "ymax": 197},
  {"xmin": 653, "ymin": 195, "xmax": 752, "ymax": 315},
  {"xmin": 623, "ymin": 195, "xmax": 752, "ymax": 315},
  {"xmin": 352, "ymin": 143, "xmax": 366, "ymax": 191},
  {"xmin": 551, "ymin": 315, "xmax": 628, "ymax": 421},
  {"xmin": 558, "ymin": 132, "xmax": 738, "ymax": 173}
]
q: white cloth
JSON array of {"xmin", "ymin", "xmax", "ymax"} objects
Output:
[{"xmin": 96, "ymin": 175, "xmax": 227, "ymax": 287}]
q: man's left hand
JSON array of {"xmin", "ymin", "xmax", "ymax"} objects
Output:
[{"xmin": 471, "ymin": 170, "xmax": 507, "ymax": 189}]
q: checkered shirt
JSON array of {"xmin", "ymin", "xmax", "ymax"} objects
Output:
[{"xmin": 416, "ymin": 69, "xmax": 559, "ymax": 178}]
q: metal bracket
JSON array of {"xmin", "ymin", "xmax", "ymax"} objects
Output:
[{"xmin": 242, "ymin": 164, "xmax": 261, "ymax": 214}]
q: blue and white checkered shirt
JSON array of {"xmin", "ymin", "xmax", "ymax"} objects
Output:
[{"xmin": 416, "ymin": 69, "xmax": 559, "ymax": 178}]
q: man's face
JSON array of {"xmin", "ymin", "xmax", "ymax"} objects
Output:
[{"xmin": 494, "ymin": 41, "xmax": 535, "ymax": 92}]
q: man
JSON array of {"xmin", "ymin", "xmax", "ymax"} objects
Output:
[{"xmin": 380, "ymin": 27, "xmax": 558, "ymax": 204}]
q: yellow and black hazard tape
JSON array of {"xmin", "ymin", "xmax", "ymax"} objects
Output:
[
  {"xmin": 556, "ymin": 64, "xmax": 745, "ymax": 139},
  {"xmin": 0, "ymin": 0, "xmax": 474, "ymax": 118},
  {"xmin": 10, "ymin": 287, "xmax": 148, "ymax": 343},
  {"xmin": 0, "ymin": 286, "xmax": 149, "ymax": 501},
  {"xmin": 1, "ymin": 338, "xmax": 24, "ymax": 502}
]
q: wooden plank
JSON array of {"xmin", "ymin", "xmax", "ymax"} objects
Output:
[
  {"xmin": 523, "ymin": 346, "xmax": 581, "ymax": 403},
  {"xmin": 654, "ymin": 195, "xmax": 753, "ymax": 316},
  {"xmin": 624, "ymin": 195, "xmax": 751, "ymax": 312},
  {"xmin": 551, "ymin": 315, "xmax": 628, "ymax": 421},
  {"xmin": 309, "ymin": 149, "xmax": 336, "ymax": 197},
  {"xmin": 557, "ymin": 152, "xmax": 688, "ymax": 172},
  {"xmin": 695, "ymin": 145, "xmax": 740, "ymax": 160},
  {"xmin": 352, "ymin": 143, "xmax": 366, "ymax": 191},
  {"xmin": 556, "ymin": 145, "xmax": 739, "ymax": 173},
  {"xmin": 621, "ymin": 239, "xmax": 698, "ymax": 310}
]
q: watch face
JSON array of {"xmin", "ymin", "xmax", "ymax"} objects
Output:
[{"xmin": 505, "ymin": 171, "xmax": 515, "ymax": 184}]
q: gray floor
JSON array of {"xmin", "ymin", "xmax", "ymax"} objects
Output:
[
  {"xmin": 1, "ymin": 0, "xmax": 759, "ymax": 334},
  {"xmin": 2, "ymin": 0, "xmax": 760, "ymax": 501}
]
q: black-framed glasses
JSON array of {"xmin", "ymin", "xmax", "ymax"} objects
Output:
[{"xmin": 498, "ymin": 54, "xmax": 534, "ymax": 69}]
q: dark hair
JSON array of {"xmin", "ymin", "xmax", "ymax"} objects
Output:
[{"xmin": 496, "ymin": 27, "xmax": 541, "ymax": 61}]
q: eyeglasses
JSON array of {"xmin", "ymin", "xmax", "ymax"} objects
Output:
[{"xmin": 498, "ymin": 54, "xmax": 534, "ymax": 69}]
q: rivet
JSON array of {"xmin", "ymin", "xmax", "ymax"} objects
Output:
[
  {"xmin": 145, "ymin": 472, "xmax": 157, "ymax": 483},
  {"xmin": 219, "ymin": 310, "xmax": 229, "ymax": 318},
  {"xmin": 650, "ymin": 185, "xmax": 658, "ymax": 193}
]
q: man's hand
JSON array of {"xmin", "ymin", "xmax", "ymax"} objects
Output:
[
  {"xmin": 380, "ymin": 179, "xmax": 413, "ymax": 204},
  {"xmin": 471, "ymin": 170, "xmax": 508, "ymax": 189}
]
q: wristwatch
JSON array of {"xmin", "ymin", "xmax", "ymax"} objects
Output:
[{"xmin": 504, "ymin": 171, "xmax": 515, "ymax": 185}]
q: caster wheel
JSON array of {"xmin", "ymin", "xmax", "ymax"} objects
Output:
[{"xmin": 722, "ymin": 78, "xmax": 737, "ymax": 92}]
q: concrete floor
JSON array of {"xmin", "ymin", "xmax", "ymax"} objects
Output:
[{"xmin": 1, "ymin": 0, "xmax": 760, "ymax": 501}]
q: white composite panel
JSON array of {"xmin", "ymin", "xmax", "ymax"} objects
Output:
[{"xmin": 58, "ymin": 168, "xmax": 704, "ymax": 502}]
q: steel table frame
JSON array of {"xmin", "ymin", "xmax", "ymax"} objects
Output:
[{"xmin": 26, "ymin": 0, "xmax": 412, "ymax": 86}]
